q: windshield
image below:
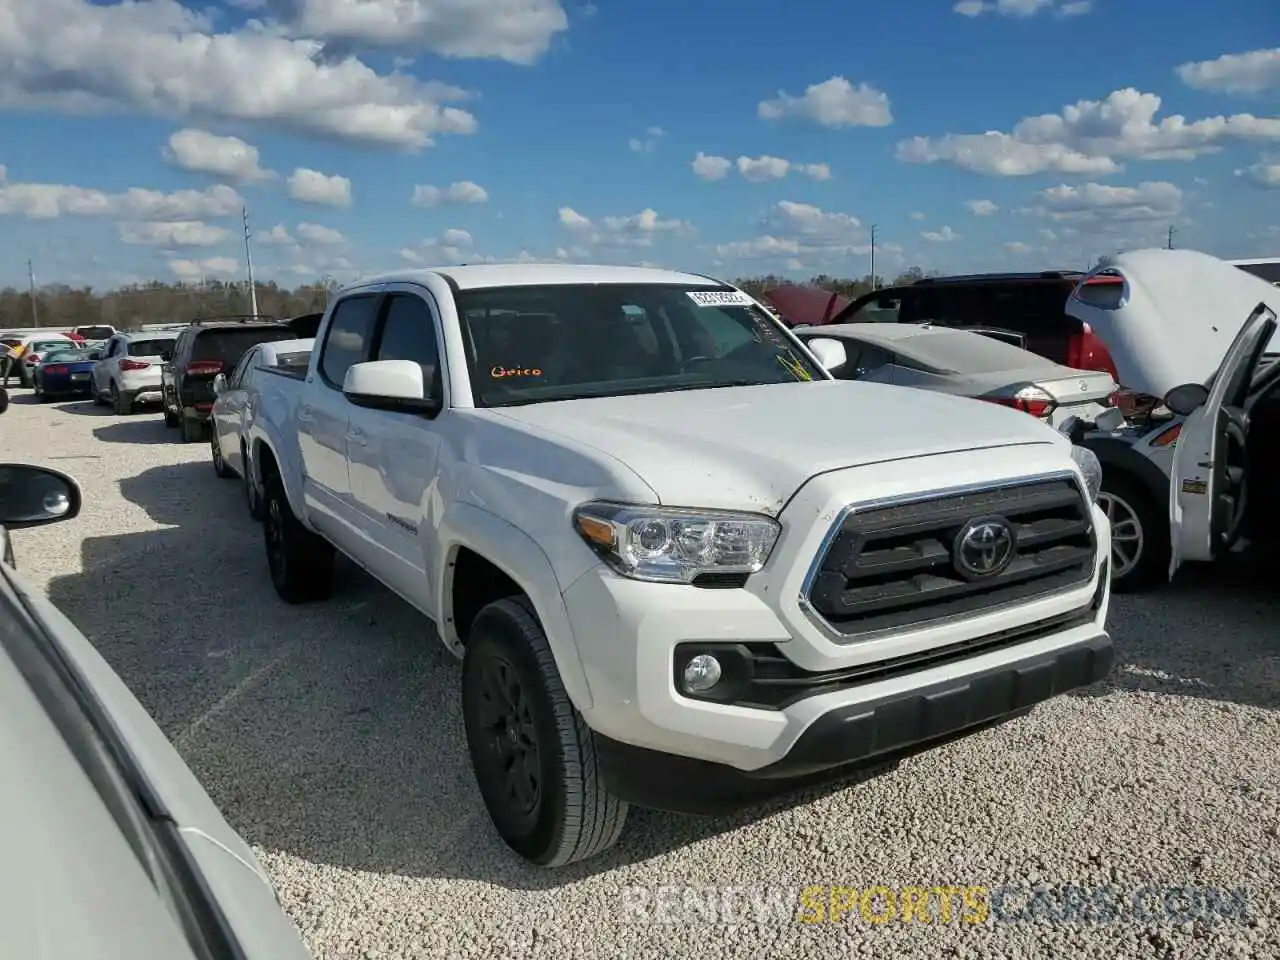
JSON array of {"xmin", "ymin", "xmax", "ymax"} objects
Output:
[
  {"xmin": 456, "ymin": 283, "xmax": 823, "ymax": 407},
  {"xmin": 43, "ymin": 349, "xmax": 93, "ymax": 362},
  {"xmin": 30, "ymin": 341, "xmax": 70, "ymax": 355},
  {"xmin": 128, "ymin": 338, "xmax": 175, "ymax": 357},
  {"xmin": 74, "ymin": 326, "xmax": 114, "ymax": 340},
  {"xmin": 892, "ymin": 330, "xmax": 1043, "ymax": 374}
]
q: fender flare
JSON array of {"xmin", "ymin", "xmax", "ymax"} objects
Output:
[
  {"xmin": 250, "ymin": 431, "xmax": 306, "ymax": 522},
  {"xmin": 438, "ymin": 502, "xmax": 594, "ymax": 712},
  {"xmin": 1080, "ymin": 435, "xmax": 1170, "ymax": 507}
]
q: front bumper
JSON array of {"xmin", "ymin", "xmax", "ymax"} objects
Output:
[{"xmin": 558, "ymin": 448, "xmax": 1113, "ymax": 813}]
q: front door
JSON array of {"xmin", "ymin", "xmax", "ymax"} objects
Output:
[{"xmin": 1169, "ymin": 303, "xmax": 1278, "ymax": 576}]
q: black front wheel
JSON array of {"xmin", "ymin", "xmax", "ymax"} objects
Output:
[
  {"xmin": 462, "ymin": 597, "xmax": 628, "ymax": 866},
  {"xmin": 262, "ymin": 471, "xmax": 334, "ymax": 604}
]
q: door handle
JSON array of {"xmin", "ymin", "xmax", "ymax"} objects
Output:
[{"xmin": 346, "ymin": 427, "xmax": 367, "ymax": 446}]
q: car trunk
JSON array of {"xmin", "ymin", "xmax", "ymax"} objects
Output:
[{"xmin": 182, "ymin": 327, "xmax": 291, "ymax": 407}]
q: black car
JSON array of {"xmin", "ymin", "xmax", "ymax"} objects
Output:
[
  {"xmin": 828, "ymin": 270, "xmax": 1124, "ymax": 379},
  {"xmin": 161, "ymin": 317, "xmax": 295, "ymax": 442}
]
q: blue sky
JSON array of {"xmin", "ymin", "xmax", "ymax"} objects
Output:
[{"xmin": 0, "ymin": 0, "xmax": 1277, "ymax": 291}]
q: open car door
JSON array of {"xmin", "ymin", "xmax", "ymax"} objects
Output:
[{"xmin": 1169, "ymin": 302, "xmax": 1278, "ymax": 578}]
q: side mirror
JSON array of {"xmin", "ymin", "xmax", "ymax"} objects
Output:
[
  {"xmin": 343, "ymin": 360, "xmax": 441, "ymax": 415},
  {"xmin": 212, "ymin": 373, "xmax": 228, "ymax": 396},
  {"xmin": 1164, "ymin": 382, "xmax": 1209, "ymax": 417},
  {"xmin": 803, "ymin": 337, "xmax": 848, "ymax": 373},
  {"xmin": 0, "ymin": 464, "xmax": 81, "ymax": 529}
]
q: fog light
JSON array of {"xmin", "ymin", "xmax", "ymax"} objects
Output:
[{"xmin": 682, "ymin": 654, "xmax": 722, "ymax": 693}]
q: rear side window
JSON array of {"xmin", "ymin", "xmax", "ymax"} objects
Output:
[
  {"xmin": 75, "ymin": 326, "xmax": 114, "ymax": 341},
  {"xmin": 373, "ymin": 294, "xmax": 442, "ymax": 397},
  {"xmin": 192, "ymin": 327, "xmax": 292, "ymax": 367},
  {"xmin": 128, "ymin": 338, "xmax": 174, "ymax": 357},
  {"xmin": 320, "ymin": 296, "xmax": 381, "ymax": 388}
]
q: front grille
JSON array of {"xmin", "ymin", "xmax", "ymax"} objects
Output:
[{"xmin": 805, "ymin": 476, "xmax": 1095, "ymax": 638}]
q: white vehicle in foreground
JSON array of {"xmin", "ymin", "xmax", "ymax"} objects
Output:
[
  {"xmin": 90, "ymin": 330, "xmax": 179, "ymax": 414},
  {"xmin": 1063, "ymin": 249, "xmax": 1279, "ymax": 591},
  {"xmin": 248, "ymin": 264, "xmax": 1113, "ymax": 866},
  {"xmin": 209, "ymin": 338, "xmax": 315, "ymax": 519}
]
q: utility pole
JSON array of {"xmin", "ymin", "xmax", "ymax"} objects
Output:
[
  {"xmin": 243, "ymin": 206, "xmax": 260, "ymax": 316},
  {"xmin": 26, "ymin": 259, "xmax": 38, "ymax": 326},
  {"xmin": 869, "ymin": 224, "xmax": 878, "ymax": 290},
  {"xmin": 1167, "ymin": 225, "xmax": 1176, "ymax": 250}
]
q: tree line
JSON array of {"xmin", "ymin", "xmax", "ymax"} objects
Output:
[{"xmin": 0, "ymin": 267, "xmax": 938, "ymax": 332}]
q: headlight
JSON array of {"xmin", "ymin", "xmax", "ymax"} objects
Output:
[
  {"xmin": 572, "ymin": 501, "xmax": 781, "ymax": 583},
  {"xmin": 1070, "ymin": 445, "xmax": 1102, "ymax": 502}
]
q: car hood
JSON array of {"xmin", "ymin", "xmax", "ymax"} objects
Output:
[
  {"xmin": 1065, "ymin": 248, "xmax": 1279, "ymax": 398},
  {"xmin": 489, "ymin": 379, "xmax": 1062, "ymax": 515}
]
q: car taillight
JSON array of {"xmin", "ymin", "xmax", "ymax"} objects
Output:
[
  {"xmin": 187, "ymin": 360, "xmax": 223, "ymax": 376},
  {"xmin": 119, "ymin": 359, "xmax": 151, "ymax": 371},
  {"xmin": 27, "ymin": 354, "xmax": 40, "ymax": 364},
  {"xmin": 45, "ymin": 365, "xmax": 68, "ymax": 375},
  {"xmin": 983, "ymin": 385, "xmax": 1056, "ymax": 419}
]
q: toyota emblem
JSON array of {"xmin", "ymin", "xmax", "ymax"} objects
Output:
[{"xmin": 954, "ymin": 517, "xmax": 1016, "ymax": 580}]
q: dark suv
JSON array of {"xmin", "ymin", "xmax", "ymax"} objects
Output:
[
  {"xmin": 161, "ymin": 317, "xmax": 295, "ymax": 442},
  {"xmin": 826, "ymin": 271, "xmax": 1122, "ymax": 378}
]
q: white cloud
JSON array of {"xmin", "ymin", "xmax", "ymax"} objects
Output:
[
  {"xmin": 1177, "ymin": 48, "xmax": 1280, "ymax": 95},
  {"xmin": 558, "ymin": 206, "xmax": 691, "ymax": 248},
  {"xmin": 953, "ymin": 0, "xmax": 1090, "ymax": 16},
  {"xmin": 256, "ymin": 223, "xmax": 295, "ymax": 245},
  {"xmin": 287, "ymin": 168, "xmax": 352, "ymax": 207},
  {"xmin": 1027, "ymin": 180, "xmax": 1184, "ymax": 221},
  {"xmin": 1239, "ymin": 161, "xmax": 1280, "ymax": 187},
  {"xmin": 399, "ymin": 226, "xmax": 475, "ymax": 264},
  {"xmin": 0, "ymin": 0, "xmax": 480, "ymax": 150},
  {"xmin": 162, "ymin": 128, "xmax": 274, "ymax": 184},
  {"xmin": 629, "ymin": 126, "xmax": 665, "ymax": 152},
  {"xmin": 272, "ymin": 0, "xmax": 569, "ymax": 66},
  {"xmin": 117, "ymin": 220, "xmax": 230, "ymax": 246},
  {"xmin": 0, "ymin": 174, "xmax": 243, "ymax": 220},
  {"xmin": 796, "ymin": 163, "xmax": 832, "ymax": 181},
  {"xmin": 896, "ymin": 87, "xmax": 1280, "ymax": 177},
  {"xmin": 713, "ymin": 200, "xmax": 901, "ymax": 271},
  {"xmin": 1005, "ymin": 241, "xmax": 1032, "ymax": 253},
  {"xmin": 296, "ymin": 222, "xmax": 346, "ymax": 244},
  {"xmin": 692, "ymin": 152, "xmax": 732, "ymax": 181},
  {"xmin": 922, "ymin": 225, "xmax": 958, "ymax": 242},
  {"xmin": 168, "ymin": 256, "xmax": 241, "ymax": 280},
  {"xmin": 410, "ymin": 180, "xmax": 489, "ymax": 206},
  {"xmin": 758, "ymin": 76, "xmax": 893, "ymax": 128},
  {"xmin": 909, "ymin": 211, "xmax": 926, "ymax": 220},
  {"xmin": 966, "ymin": 199, "xmax": 999, "ymax": 216},
  {"xmin": 736, "ymin": 155, "xmax": 791, "ymax": 182}
]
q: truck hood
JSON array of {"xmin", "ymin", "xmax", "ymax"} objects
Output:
[
  {"xmin": 490, "ymin": 379, "xmax": 1062, "ymax": 515},
  {"xmin": 1065, "ymin": 248, "xmax": 1279, "ymax": 398}
]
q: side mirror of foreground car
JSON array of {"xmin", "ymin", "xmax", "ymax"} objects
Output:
[
  {"xmin": 0, "ymin": 464, "xmax": 82, "ymax": 529},
  {"xmin": 1163, "ymin": 382, "xmax": 1210, "ymax": 417}
]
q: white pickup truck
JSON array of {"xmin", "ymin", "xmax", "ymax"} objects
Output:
[{"xmin": 247, "ymin": 264, "xmax": 1114, "ymax": 866}]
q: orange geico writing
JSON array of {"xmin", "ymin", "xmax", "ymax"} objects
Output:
[
  {"xmin": 796, "ymin": 885, "xmax": 990, "ymax": 924},
  {"xmin": 491, "ymin": 365, "xmax": 543, "ymax": 378}
]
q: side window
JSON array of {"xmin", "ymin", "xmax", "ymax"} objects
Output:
[
  {"xmin": 320, "ymin": 296, "xmax": 381, "ymax": 388},
  {"xmin": 229, "ymin": 348, "xmax": 256, "ymax": 388},
  {"xmin": 849, "ymin": 344, "xmax": 893, "ymax": 378},
  {"xmin": 848, "ymin": 295, "xmax": 902, "ymax": 323},
  {"xmin": 372, "ymin": 294, "xmax": 442, "ymax": 398}
]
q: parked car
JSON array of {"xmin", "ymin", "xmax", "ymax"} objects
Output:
[
  {"xmin": 68, "ymin": 323, "xmax": 116, "ymax": 342},
  {"xmin": 0, "ymin": 462, "xmax": 312, "ymax": 958},
  {"xmin": 33, "ymin": 346, "xmax": 98, "ymax": 401},
  {"xmin": 161, "ymin": 318, "xmax": 296, "ymax": 442},
  {"xmin": 793, "ymin": 322, "xmax": 1116, "ymax": 429},
  {"xmin": 245, "ymin": 264, "xmax": 1113, "ymax": 867},
  {"xmin": 825, "ymin": 271, "xmax": 1123, "ymax": 379},
  {"xmin": 91, "ymin": 331, "xmax": 178, "ymax": 414},
  {"xmin": 759, "ymin": 284, "xmax": 852, "ymax": 326},
  {"xmin": 1059, "ymin": 249, "xmax": 1279, "ymax": 591},
  {"xmin": 210, "ymin": 338, "xmax": 315, "ymax": 519},
  {"xmin": 15, "ymin": 333, "xmax": 75, "ymax": 387}
]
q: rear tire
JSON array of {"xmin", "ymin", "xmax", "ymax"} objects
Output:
[
  {"xmin": 1099, "ymin": 473, "xmax": 1169, "ymax": 593},
  {"xmin": 462, "ymin": 597, "xmax": 628, "ymax": 866},
  {"xmin": 179, "ymin": 413, "xmax": 205, "ymax": 443},
  {"xmin": 262, "ymin": 470, "xmax": 334, "ymax": 604},
  {"xmin": 111, "ymin": 384, "xmax": 134, "ymax": 416}
]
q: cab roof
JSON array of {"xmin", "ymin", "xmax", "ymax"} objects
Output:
[{"xmin": 346, "ymin": 263, "xmax": 725, "ymax": 292}]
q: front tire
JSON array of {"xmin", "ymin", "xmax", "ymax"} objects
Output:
[
  {"xmin": 111, "ymin": 384, "xmax": 134, "ymax": 415},
  {"xmin": 262, "ymin": 470, "xmax": 334, "ymax": 604},
  {"xmin": 462, "ymin": 598, "xmax": 628, "ymax": 866},
  {"xmin": 1098, "ymin": 473, "xmax": 1169, "ymax": 593},
  {"xmin": 244, "ymin": 447, "xmax": 265, "ymax": 521},
  {"xmin": 211, "ymin": 430, "xmax": 235, "ymax": 478}
]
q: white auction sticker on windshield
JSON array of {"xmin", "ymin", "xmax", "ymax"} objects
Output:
[{"xmin": 687, "ymin": 290, "xmax": 755, "ymax": 308}]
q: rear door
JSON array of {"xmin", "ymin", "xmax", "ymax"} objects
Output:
[{"xmin": 1169, "ymin": 303, "xmax": 1278, "ymax": 576}]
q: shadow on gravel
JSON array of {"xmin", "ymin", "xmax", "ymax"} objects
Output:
[
  {"xmin": 5, "ymin": 390, "xmax": 43, "ymax": 405},
  {"xmin": 92, "ymin": 419, "xmax": 174, "ymax": 445},
  {"xmin": 50, "ymin": 400, "xmax": 110, "ymax": 416},
  {"xmin": 1074, "ymin": 554, "xmax": 1279, "ymax": 711},
  {"xmin": 46, "ymin": 459, "xmax": 1280, "ymax": 893}
]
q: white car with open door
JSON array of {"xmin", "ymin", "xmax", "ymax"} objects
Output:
[{"xmin": 1061, "ymin": 249, "xmax": 1279, "ymax": 591}]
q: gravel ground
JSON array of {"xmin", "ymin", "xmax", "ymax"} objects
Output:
[{"xmin": 5, "ymin": 388, "xmax": 1279, "ymax": 960}]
